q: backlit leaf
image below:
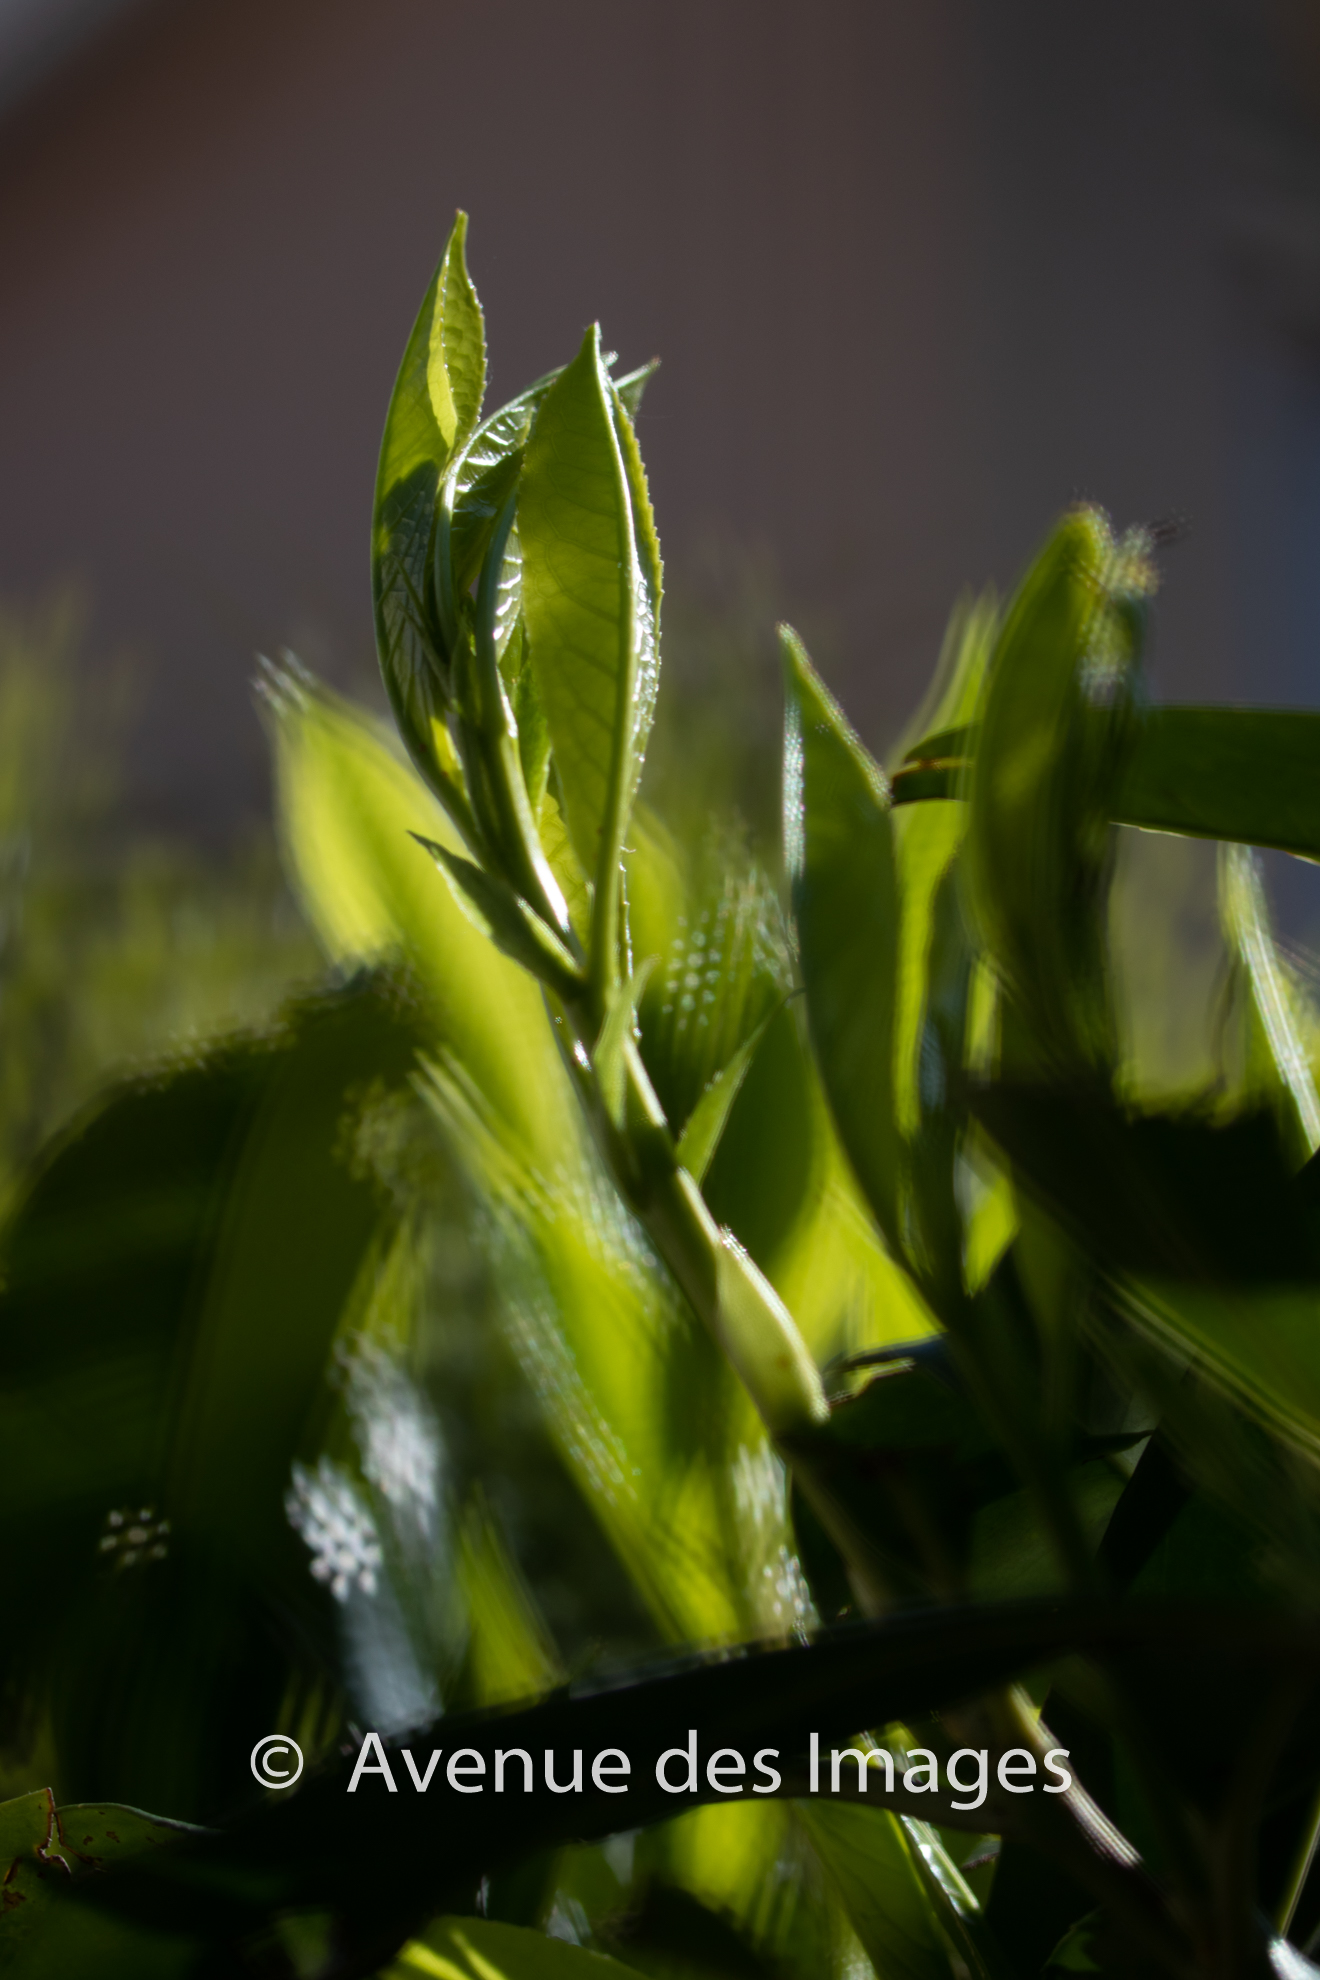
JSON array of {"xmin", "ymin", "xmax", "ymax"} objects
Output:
[
  {"xmin": 372, "ymin": 214, "xmax": 486, "ymax": 791},
  {"xmin": 782, "ymin": 625, "xmax": 902, "ymax": 1253},
  {"xmin": 520, "ymin": 328, "xmax": 660, "ymax": 931}
]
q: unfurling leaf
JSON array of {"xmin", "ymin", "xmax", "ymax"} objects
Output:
[{"xmin": 373, "ymin": 211, "xmax": 487, "ymax": 804}]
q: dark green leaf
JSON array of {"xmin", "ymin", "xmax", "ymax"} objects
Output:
[
  {"xmin": 970, "ymin": 1084, "xmax": 1320, "ymax": 1284},
  {"xmin": 0, "ymin": 976, "xmax": 419, "ymax": 1817},
  {"xmin": 802, "ymin": 1800, "xmax": 1003, "ymax": 1980},
  {"xmin": 964, "ymin": 509, "xmax": 1155, "ymax": 1074},
  {"xmin": 1117, "ymin": 708, "xmax": 1320, "ymax": 862}
]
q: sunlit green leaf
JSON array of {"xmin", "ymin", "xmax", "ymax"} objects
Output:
[
  {"xmin": 372, "ymin": 213, "xmax": 486, "ymax": 796},
  {"xmin": 520, "ymin": 327, "xmax": 660, "ymax": 973},
  {"xmin": 266, "ymin": 670, "xmax": 573, "ymax": 1171},
  {"xmin": 675, "ymin": 1010, "xmax": 773, "ymax": 1183},
  {"xmin": 419, "ymin": 1059, "xmax": 751, "ymax": 1645},
  {"xmin": 630, "ymin": 817, "xmax": 787, "ymax": 1137},
  {"xmin": 782, "ymin": 624, "xmax": 902, "ymax": 1253},
  {"xmin": 456, "ymin": 1497, "xmax": 563, "ymax": 1711},
  {"xmin": 414, "ymin": 835, "xmax": 584, "ymax": 1000},
  {"xmin": 386, "ymin": 1915, "xmax": 644, "ymax": 1980},
  {"xmin": 1220, "ymin": 845, "xmax": 1320, "ymax": 1163}
]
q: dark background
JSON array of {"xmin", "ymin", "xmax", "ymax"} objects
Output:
[{"xmin": 1, "ymin": 0, "xmax": 1318, "ymax": 836}]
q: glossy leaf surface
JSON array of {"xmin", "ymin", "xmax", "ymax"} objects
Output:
[{"xmin": 520, "ymin": 328, "xmax": 660, "ymax": 914}]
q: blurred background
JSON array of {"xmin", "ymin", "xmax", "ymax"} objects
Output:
[
  {"xmin": 0, "ymin": 0, "xmax": 1317, "ymax": 1153},
  {"xmin": 1, "ymin": 0, "xmax": 1319, "ymax": 840}
]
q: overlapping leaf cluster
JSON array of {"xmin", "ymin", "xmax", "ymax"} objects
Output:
[{"xmin": 8, "ymin": 214, "xmax": 1320, "ymax": 1980}]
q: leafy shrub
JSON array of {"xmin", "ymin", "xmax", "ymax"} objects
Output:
[{"xmin": 6, "ymin": 213, "xmax": 1320, "ymax": 1979}]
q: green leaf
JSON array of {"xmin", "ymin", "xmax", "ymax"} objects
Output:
[
  {"xmin": 629, "ymin": 816, "xmax": 788, "ymax": 1138},
  {"xmin": 968, "ymin": 1084, "xmax": 1320, "ymax": 1285},
  {"xmin": 1116, "ymin": 706, "xmax": 1320, "ymax": 861},
  {"xmin": 889, "ymin": 597, "xmax": 995, "ymax": 1145},
  {"xmin": 0, "ymin": 976, "xmax": 419, "ymax": 1817},
  {"xmin": 449, "ymin": 352, "xmax": 658, "ymax": 666},
  {"xmin": 803, "ymin": 1801, "xmax": 1006, "ymax": 1980},
  {"xmin": 1220, "ymin": 845, "xmax": 1320, "ymax": 1162},
  {"xmin": 423, "ymin": 217, "xmax": 486, "ymax": 460},
  {"xmin": 52, "ymin": 1804, "xmax": 208, "ymax": 1873},
  {"xmin": 0, "ymin": 1789, "xmax": 204, "ymax": 1976},
  {"xmin": 0, "ymin": 1790, "xmax": 62, "ymax": 1960},
  {"xmin": 419, "ymin": 1060, "xmax": 750, "ymax": 1645},
  {"xmin": 372, "ymin": 212, "xmax": 486, "ymax": 799},
  {"xmin": 413, "ymin": 835, "xmax": 584, "ymax": 1000},
  {"xmin": 622, "ymin": 800, "xmax": 932, "ymax": 1366},
  {"xmin": 1116, "ymin": 1277, "xmax": 1320, "ymax": 1466},
  {"xmin": 520, "ymin": 326, "xmax": 661, "ymax": 986},
  {"xmin": 266, "ymin": 669, "xmax": 574, "ymax": 1173},
  {"xmin": 675, "ymin": 1010, "xmax": 773, "ymax": 1184},
  {"xmin": 613, "ymin": 358, "xmax": 659, "ymax": 422},
  {"xmin": 456, "ymin": 1497, "xmax": 563, "ymax": 1710},
  {"xmin": 889, "ymin": 592, "xmax": 997, "ymax": 775},
  {"xmin": 1044, "ymin": 1912, "xmax": 1102, "ymax": 1971},
  {"xmin": 448, "ymin": 370, "xmax": 562, "ymax": 594},
  {"xmin": 880, "ymin": 705, "xmax": 1320, "ymax": 877},
  {"xmin": 782, "ymin": 624, "xmax": 903, "ymax": 1252},
  {"xmin": 964, "ymin": 508, "xmax": 1156, "ymax": 1075},
  {"xmin": 386, "ymin": 1916, "xmax": 645, "ymax": 1980}
]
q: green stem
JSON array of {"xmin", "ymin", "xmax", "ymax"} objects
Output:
[{"xmin": 556, "ymin": 1002, "xmax": 827, "ymax": 1443}]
